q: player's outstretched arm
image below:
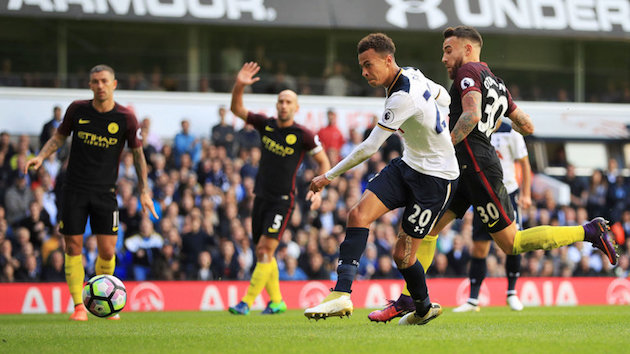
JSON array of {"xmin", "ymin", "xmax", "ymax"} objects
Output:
[
  {"xmin": 230, "ymin": 62, "xmax": 261, "ymax": 120},
  {"xmin": 310, "ymin": 126, "xmax": 391, "ymax": 194},
  {"xmin": 306, "ymin": 149, "xmax": 331, "ymax": 210},
  {"xmin": 132, "ymin": 147, "xmax": 158, "ymax": 219},
  {"xmin": 508, "ymin": 107, "xmax": 534, "ymax": 136},
  {"xmin": 451, "ymin": 91, "xmax": 482, "ymax": 145},
  {"xmin": 24, "ymin": 132, "xmax": 67, "ymax": 173},
  {"xmin": 517, "ymin": 155, "xmax": 532, "ymax": 209}
]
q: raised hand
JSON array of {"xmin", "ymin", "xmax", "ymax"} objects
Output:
[{"xmin": 236, "ymin": 62, "xmax": 261, "ymax": 87}]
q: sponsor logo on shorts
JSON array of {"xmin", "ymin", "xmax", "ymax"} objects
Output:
[{"xmin": 488, "ymin": 219, "xmax": 499, "ymax": 228}]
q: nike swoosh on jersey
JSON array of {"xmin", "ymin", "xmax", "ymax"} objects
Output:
[
  {"xmin": 79, "ymin": 119, "xmax": 90, "ymax": 124},
  {"xmin": 488, "ymin": 220, "xmax": 499, "ymax": 228},
  {"xmin": 265, "ymin": 126, "xmax": 274, "ymax": 132}
]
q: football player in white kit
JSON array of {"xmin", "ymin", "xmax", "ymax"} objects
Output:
[
  {"xmin": 453, "ymin": 122, "xmax": 531, "ymax": 313},
  {"xmin": 304, "ymin": 33, "xmax": 459, "ymax": 326}
]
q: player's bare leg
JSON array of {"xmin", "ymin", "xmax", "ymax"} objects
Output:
[
  {"xmin": 305, "ymin": 191, "xmax": 388, "ymax": 320},
  {"xmin": 369, "ymin": 211, "xmax": 454, "ymax": 322},
  {"xmin": 65, "ymin": 234, "xmax": 87, "ymax": 321}
]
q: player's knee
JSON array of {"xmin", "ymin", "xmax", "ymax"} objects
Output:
[
  {"xmin": 497, "ymin": 241, "xmax": 515, "ymax": 255},
  {"xmin": 347, "ymin": 206, "xmax": 369, "ymax": 227},
  {"xmin": 98, "ymin": 249, "xmax": 115, "ymax": 260},
  {"xmin": 65, "ymin": 241, "xmax": 82, "ymax": 256},
  {"xmin": 255, "ymin": 244, "xmax": 273, "ymax": 262},
  {"xmin": 392, "ymin": 251, "xmax": 407, "ymax": 268}
]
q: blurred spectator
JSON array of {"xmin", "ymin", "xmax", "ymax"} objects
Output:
[
  {"xmin": 561, "ymin": 164, "xmax": 587, "ymax": 208},
  {"xmin": 181, "ymin": 212, "xmax": 216, "ymax": 278},
  {"xmin": 214, "ymin": 239, "xmax": 241, "ymax": 280},
  {"xmin": 358, "ymin": 243, "xmax": 378, "ymax": 279},
  {"xmin": 141, "ymin": 117, "xmax": 162, "ymax": 152},
  {"xmin": 427, "ymin": 253, "xmax": 455, "ymax": 278},
  {"xmin": 305, "ymin": 252, "xmax": 329, "ymax": 280},
  {"xmin": 39, "ymin": 106, "xmax": 63, "ymax": 150},
  {"xmin": 447, "ymin": 236, "xmax": 470, "ymax": 276},
  {"xmin": 279, "ymin": 255, "xmax": 307, "ymax": 280},
  {"xmin": 125, "ymin": 217, "xmax": 164, "ymax": 280},
  {"xmin": 15, "ymin": 254, "xmax": 39, "ymax": 282},
  {"xmin": 196, "ymin": 250, "xmax": 216, "ymax": 280},
  {"xmin": 152, "ymin": 243, "xmax": 182, "ymax": 281},
  {"xmin": 210, "ymin": 106, "xmax": 236, "ymax": 158},
  {"xmin": 586, "ymin": 170, "xmax": 608, "ymax": 219},
  {"xmin": 173, "ymin": 119, "xmax": 201, "ymax": 168},
  {"xmin": 17, "ymin": 200, "xmax": 52, "ymax": 250},
  {"xmin": 323, "ymin": 62, "xmax": 349, "ymax": 96},
  {"xmin": 5, "ymin": 172, "xmax": 33, "ymax": 226},
  {"xmin": 235, "ymin": 123, "xmax": 261, "ymax": 154},
  {"xmin": 317, "ymin": 109, "xmax": 345, "ymax": 160},
  {"xmin": 41, "ymin": 250, "xmax": 65, "ymax": 282},
  {"xmin": 0, "ymin": 58, "xmax": 22, "ymax": 87},
  {"xmin": 372, "ymin": 254, "xmax": 399, "ymax": 279}
]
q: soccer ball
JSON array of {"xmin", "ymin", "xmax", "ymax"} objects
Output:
[{"xmin": 82, "ymin": 275, "xmax": 127, "ymax": 318}]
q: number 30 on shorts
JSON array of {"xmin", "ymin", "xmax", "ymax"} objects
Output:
[
  {"xmin": 476, "ymin": 202, "xmax": 499, "ymax": 224},
  {"xmin": 407, "ymin": 205, "xmax": 433, "ymax": 234}
]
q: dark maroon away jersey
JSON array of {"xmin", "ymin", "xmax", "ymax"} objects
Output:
[
  {"xmin": 57, "ymin": 100, "xmax": 141, "ymax": 191},
  {"xmin": 247, "ymin": 112, "xmax": 322, "ymax": 201},
  {"xmin": 449, "ymin": 62, "xmax": 517, "ymax": 169}
]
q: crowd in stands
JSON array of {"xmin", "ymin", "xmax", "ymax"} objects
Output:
[
  {"xmin": 3, "ymin": 56, "xmax": 630, "ymax": 103},
  {"xmin": 0, "ymin": 107, "xmax": 629, "ymax": 283}
]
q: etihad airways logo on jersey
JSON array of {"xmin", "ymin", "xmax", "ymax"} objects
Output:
[
  {"xmin": 77, "ymin": 131, "xmax": 118, "ymax": 148},
  {"xmin": 386, "ymin": 0, "xmax": 630, "ymax": 32},
  {"xmin": 5, "ymin": 0, "xmax": 277, "ymax": 21},
  {"xmin": 262, "ymin": 135, "xmax": 294, "ymax": 157}
]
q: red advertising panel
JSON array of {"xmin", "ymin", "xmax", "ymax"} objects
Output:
[{"xmin": 1, "ymin": 277, "xmax": 629, "ymax": 314}]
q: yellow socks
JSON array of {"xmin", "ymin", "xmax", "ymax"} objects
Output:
[
  {"xmin": 242, "ymin": 261, "xmax": 273, "ymax": 306},
  {"xmin": 402, "ymin": 235, "xmax": 438, "ymax": 297},
  {"xmin": 513, "ymin": 226, "xmax": 584, "ymax": 254},
  {"xmin": 265, "ymin": 258, "xmax": 283, "ymax": 304},
  {"xmin": 64, "ymin": 254, "xmax": 85, "ymax": 306},
  {"xmin": 95, "ymin": 255, "xmax": 116, "ymax": 275}
]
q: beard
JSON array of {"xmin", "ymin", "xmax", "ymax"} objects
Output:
[{"xmin": 449, "ymin": 58, "xmax": 464, "ymax": 80}]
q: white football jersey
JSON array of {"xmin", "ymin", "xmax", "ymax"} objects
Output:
[
  {"xmin": 378, "ymin": 67, "xmax": 459, "ymax": 180},
  {"xmin": 491, "ymin": 124, "xmax": 528, "ymax": 193}
]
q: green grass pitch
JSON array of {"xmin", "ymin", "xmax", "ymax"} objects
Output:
[{"xmin": 1, "ymin": 306, "xmax": 629, "ymax": 353}]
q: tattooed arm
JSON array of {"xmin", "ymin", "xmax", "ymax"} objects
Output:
[
  {"xmin": 132, "ymin": 147, "xmax": 158, "ymax": 218},
  {"xmin": 508, "ymin": 107, "xmax": 535, "ymax": 136},
  {"xmin": 451, "ymin": 91, "xmax": 482, "ymax": 146},
  {"xmin": 24, "ymin": 132, "xmax": 67, "ymax": 173}
]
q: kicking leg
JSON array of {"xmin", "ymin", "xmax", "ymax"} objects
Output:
[
  {"xmin": 305, "ymin": 190, "xmax": 388, "ymax": 319},
  {"xmin": 393, "ymin": 232, "xmax": 442, "ymax": 326}
]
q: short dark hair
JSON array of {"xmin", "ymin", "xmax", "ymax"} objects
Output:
[
  {"xmin": 443, "ymin": 26, "xmax": 483, "ymax": 48},
  {"xmin": 90, "ymin": 64, "xmax": 115, "ymax": 77},
  {"xmin": 357, "ymin": 33, "xmax": 396, "ymax": 55}
]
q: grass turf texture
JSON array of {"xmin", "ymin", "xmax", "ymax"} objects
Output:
[{"xmin": 1, "ymin": 306, "xmax": 628, "ymax": 353}]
